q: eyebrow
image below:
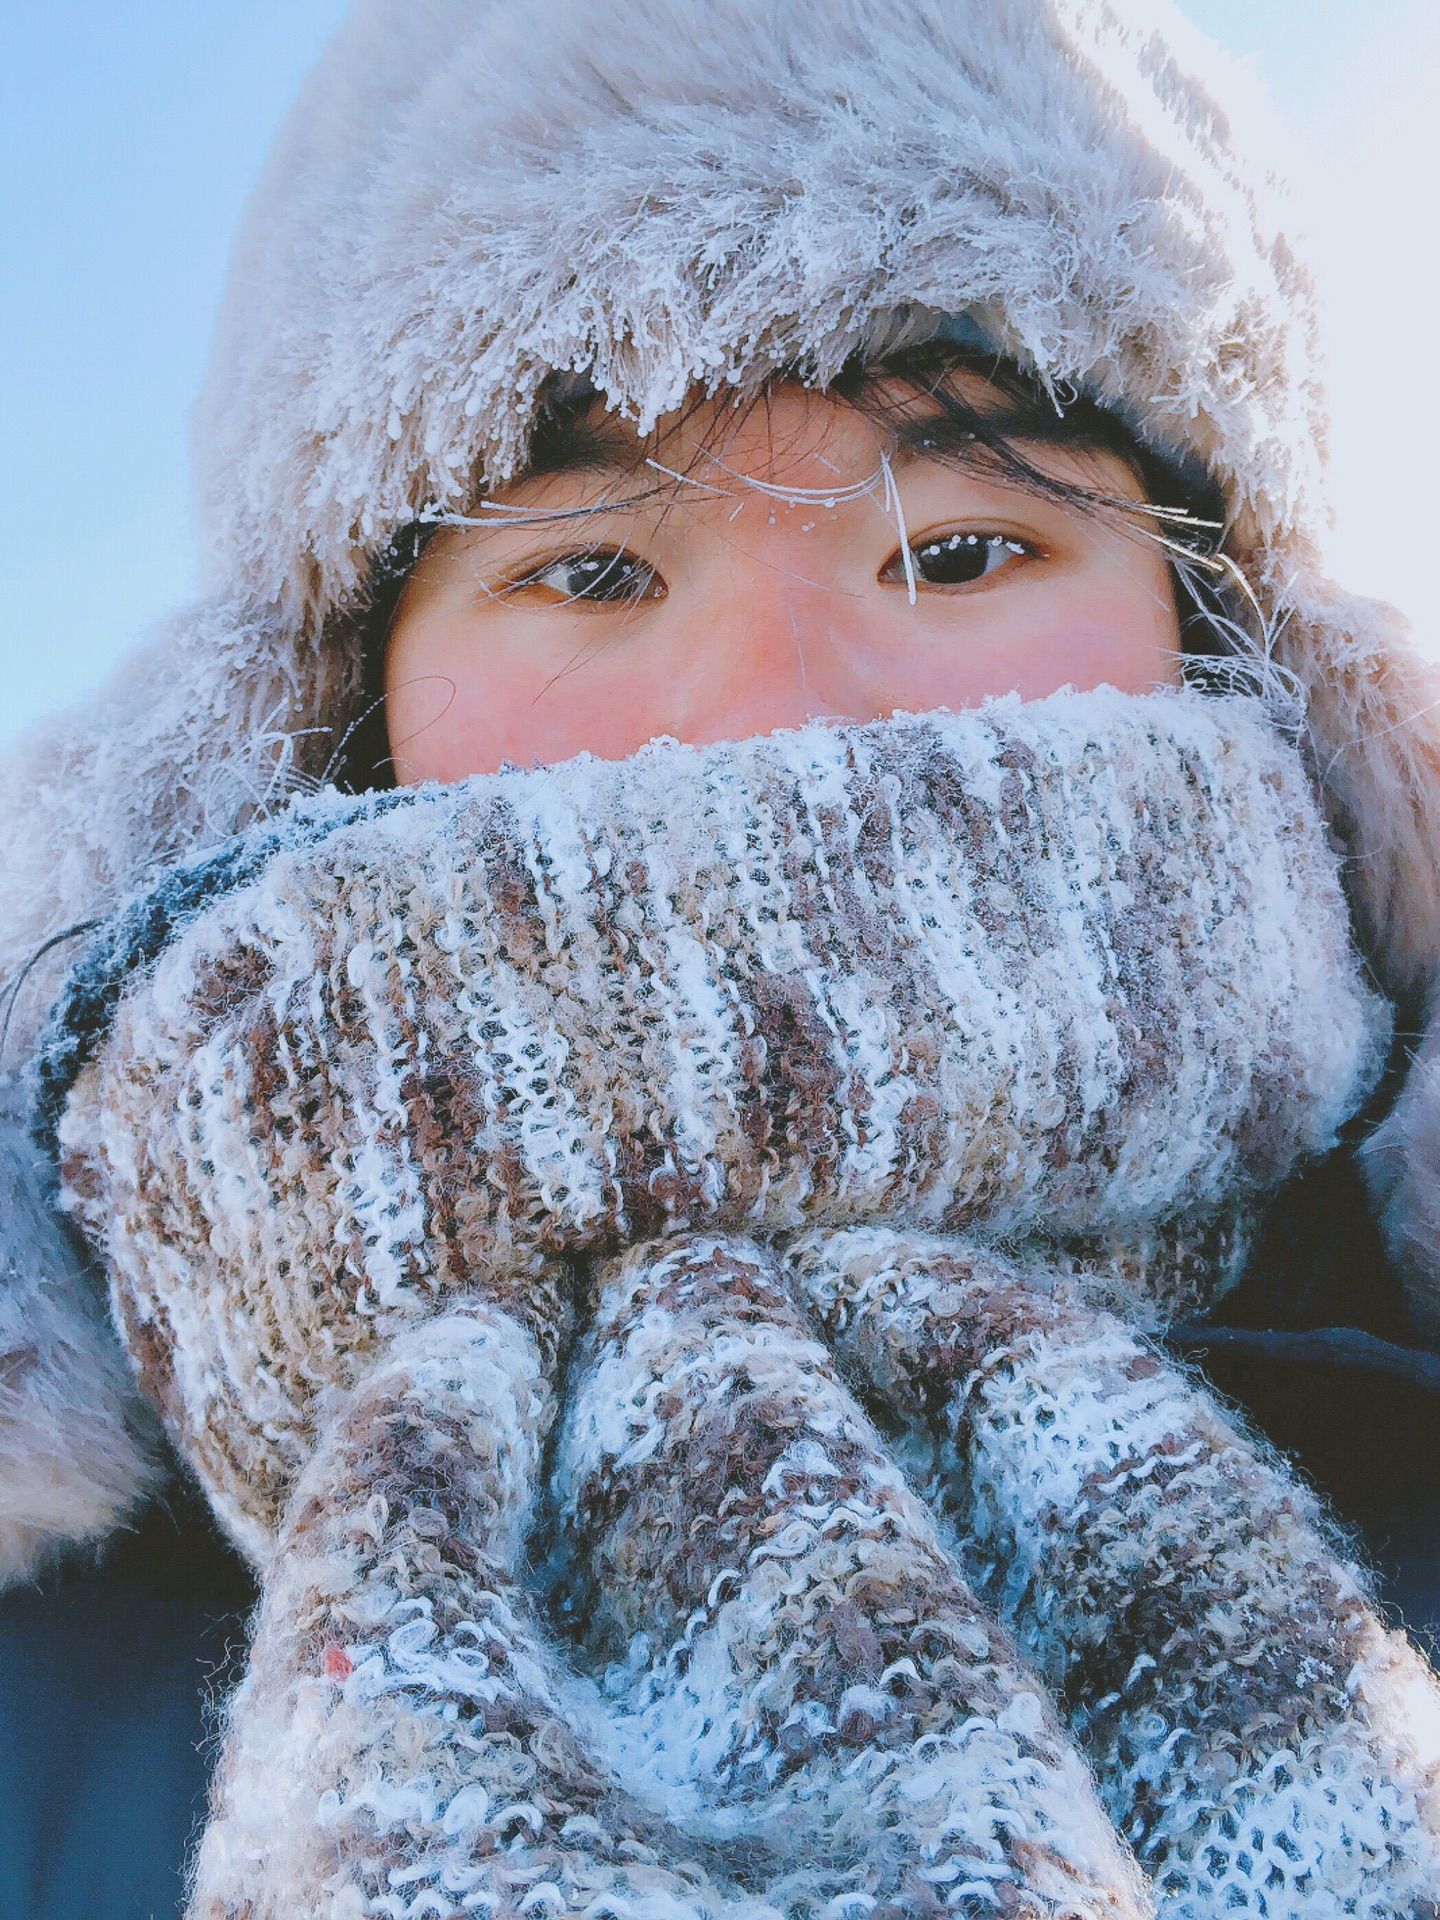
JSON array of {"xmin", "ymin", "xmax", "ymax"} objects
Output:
[
  {"xmin": 529, "ymin": 413, "xmax": 959, "ymax": 491},
  {"xmin": 892, "ymin": 407, "xmax": 1042, "ymax": 461},
  {"xmin": 521, "ymin": 395, "xmax": 1140, "ymax": 500},
  {"xmin": 524, "ymin": 413, "xmax": 650, "ymax": 479}
]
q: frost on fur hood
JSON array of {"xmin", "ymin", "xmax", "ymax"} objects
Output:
[{"xmin": 0, "ymin": 0, "xmax": 1438, "ymax": 1581}]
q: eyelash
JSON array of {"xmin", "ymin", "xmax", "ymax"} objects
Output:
[
  {"xmin": 504, "ymin": 549, "xmax": 664, "ymax": 606},
  {"xmin": 502, "ymin": 529, "xmax": 1034, "ymax": 606},
  {"xmin": 884, "ymin": 531, "xmax": 1030, "ymax": 588}
]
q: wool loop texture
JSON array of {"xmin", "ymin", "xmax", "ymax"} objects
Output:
[{"xmin": 50, "ymin": 691, "xmax": 1440, "ymax": 1917}]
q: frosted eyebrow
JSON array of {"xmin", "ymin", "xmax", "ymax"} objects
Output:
[
  {"xmin": 890, "ymin": 411, "xmax": 1026, "ymax": 462},
  {"xmin": 524, "ymin": 416, "xmax": 650, "ymax": 479},
  {"xmin": 890, "ymin": 405, "xmax": 1145, "ymax": 480}
]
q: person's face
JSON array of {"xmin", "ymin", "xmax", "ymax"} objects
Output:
[{"xmin": 384, "ymin": 381, "xmax": 1182, "ymax": 783}]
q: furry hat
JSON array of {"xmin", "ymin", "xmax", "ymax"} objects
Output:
[{"xmin": 2, "ymin": 0, "xmax": 1438, "ymax": 1580}]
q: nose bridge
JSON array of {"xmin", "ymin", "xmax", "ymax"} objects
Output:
[
  {"xmin": 724, "ymin": 542, "xmax": 849, "ymax": 674},
  {"xmin": 697, "ymin": 536, "xmax": 873, "ymax": 731}
]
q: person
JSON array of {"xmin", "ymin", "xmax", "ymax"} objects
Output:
[{"xmin": 3, "ymin": 0, "xmax": 1440, "ymax": 1914}]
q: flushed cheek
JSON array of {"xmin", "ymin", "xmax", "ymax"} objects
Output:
[
  {"xmin": 814, "ymin": 600, "xmax": 1181, "ymax": 711},
  {"xmin": 401, "ymin": 668, "xmax": 676, "ymax": 778},
  {"xmin": 952, "ymin": 619, "xmax": 1181, "ymax": 702}
]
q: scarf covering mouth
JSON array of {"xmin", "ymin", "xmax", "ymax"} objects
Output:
[
  {"xmin": 50, "ymin": 687, "xmax": 1440, "ymax": 1920},
  {"xmin": 52, "ymin": 685, "xmax": 1382, "ymax": 1533}
]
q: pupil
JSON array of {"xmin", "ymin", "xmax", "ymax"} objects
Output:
[
  {"xmin": 569, "ymin": 552, "xmax": 643, "ymax": 600},
  {"xmin": 912, "ymin": 532, "xmax": 994, "ymax": 586}
]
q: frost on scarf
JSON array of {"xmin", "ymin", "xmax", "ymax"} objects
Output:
[{"xmin": 47, "ymin": 689, "xmax": 1440, "ymax": 1918}]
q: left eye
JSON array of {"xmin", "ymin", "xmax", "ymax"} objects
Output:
[
  {"xmin": 889, "ymin": 532, "xmax": 1028, "ymax": 587},
  {"xmin": 510, "ymin": 548, "xmax": 663, "ymax": 604}
]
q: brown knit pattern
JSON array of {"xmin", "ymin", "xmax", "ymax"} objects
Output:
[
  {"xmin": 55, "ymin": 691, "xmax": 1437, "ymax": 1917},
  {"xmin": 786, "ymin": 1227, "xmax": 1440, "ymax": 1912}
]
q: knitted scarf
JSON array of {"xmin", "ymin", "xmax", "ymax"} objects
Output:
[{"xmin": 48, "ymin": 690, "xmax": 1440, "ymax": 1920}]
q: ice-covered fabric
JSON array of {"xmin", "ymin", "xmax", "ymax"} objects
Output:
[
  {"xmin": 53, "ymin": 691, "xmax": 1380, "ymax": 1547},
  {"xmin": 52, "ymin": 693, "xmax": 1440, "ymax": 1915},
  {"xmin": 786, "ymin": 1227, "xmax": 1440, "ymax": 1914}
]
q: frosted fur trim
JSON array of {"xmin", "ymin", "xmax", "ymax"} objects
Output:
[
  {"xmin": 198, "ymin": 0, "xmax": 1322, "ymax": 625},
  {"xmin": 1361, "ymin": 1009, "xmax": 1440, "ymax": 1344},
  {"xmin": 0, "ymin": 598, "xmax": 357, "ymax": 1067},
  {"xmin": 0, "ymin": 1114, "xmax": 159, "ymax": 1585}
]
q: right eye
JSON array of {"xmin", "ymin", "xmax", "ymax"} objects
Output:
[{"xmin": 507, "ymin": 548, "xmax": 665, "ymax": 605}]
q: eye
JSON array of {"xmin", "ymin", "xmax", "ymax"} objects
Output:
[
  {"xmin": 884, "ymin": 531, "xmax": 1029, "ymax": 588},
  {"xmin": 507, "ymin": 547, "xmax": 664, "ymax": 605}
]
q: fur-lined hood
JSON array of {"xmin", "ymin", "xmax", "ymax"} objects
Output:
[{"xmin": 2, "ymin": 0, "xmax": 1439, "ymax": 1581}]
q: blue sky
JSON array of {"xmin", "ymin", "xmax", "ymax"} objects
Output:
[{"xmin": 2, "ymin": 1, "xmax": 1436, "ymax": 745}]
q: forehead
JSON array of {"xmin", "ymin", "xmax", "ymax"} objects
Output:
[
  {"xmin": 507, "ymin": 368, "xmax": 1149, "ymax": 507},
  {"xmin": 524, "ymin": 380, "xmax": 890, "ymax": 482}
]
